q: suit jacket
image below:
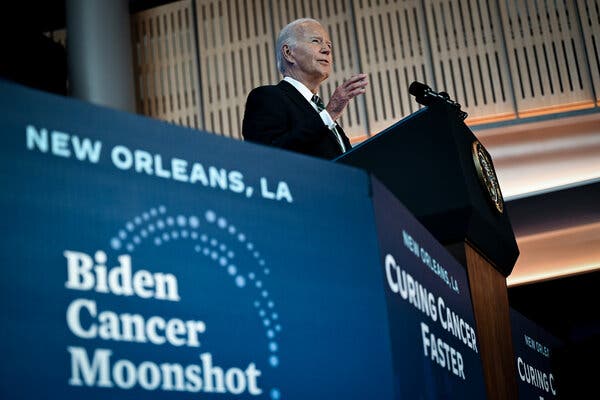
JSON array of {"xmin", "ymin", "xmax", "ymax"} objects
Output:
[{"xmin": 242, "ymin": 80, "xmax": 351, "ymax": 159}]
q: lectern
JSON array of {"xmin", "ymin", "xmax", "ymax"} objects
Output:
[{"xmin": 336, "ymin": 102, "xmax": 520, "ymax": 400}]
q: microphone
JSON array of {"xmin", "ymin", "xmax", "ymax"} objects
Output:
[
  {"xmin": 409, "ymin": 81, "xmax": 468, "ymax": 121},
  {"xmin": 408, "ymin": 81, "xmax": 433, "ymax": 101}
]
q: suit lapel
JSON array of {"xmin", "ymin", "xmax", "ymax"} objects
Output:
[
  {"xmin": 277, "ymin": 81, "xmax": 319, "ymax": 117},
  {"xmin": 277, "ymin": 80, "xmax": 350, "ymax": 151}
]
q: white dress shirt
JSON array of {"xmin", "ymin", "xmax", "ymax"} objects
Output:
[{"xmin": 283, "ymin": 76, "xmax": 346, "ymax": 152}]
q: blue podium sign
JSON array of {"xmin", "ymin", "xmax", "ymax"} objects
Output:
[
  {"xmin": 371, "ymin": 178, "xmax": 487, "ymax": 398},
  {"xmin": 510, "ymin": 309, "xmax": 563, "ymax": 399},
  {"xmin": 0, "ymin": 81, "xmax": 395, "ymax": 399},
  {"xmin": 1, "ymin": 81, "xmax": 487, "ymax": 399}
]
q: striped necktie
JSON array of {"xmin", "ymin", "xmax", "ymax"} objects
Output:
[{"xmin": 311, "ymin": 94, "xmax": 346, "ymax": 152}]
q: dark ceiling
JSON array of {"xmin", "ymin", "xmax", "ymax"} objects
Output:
[{"xmin": 2, "ymin": 0, "xmax": 179, "ymax": 33}]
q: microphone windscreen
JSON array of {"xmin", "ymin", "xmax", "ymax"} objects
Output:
[{"xmin": 409, "ymin": 81, "xmax": 430, "ymax": 97}]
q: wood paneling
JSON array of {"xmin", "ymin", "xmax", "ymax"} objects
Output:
[
  {"xmin": 127, "ymin": 0, "xmax": 600, "ymax": 137},
  {"xmin": 131, "ymin": 0, "xmax": 202, "ymax": 129},
  {"xmin": 577, "ymin": 0, "xmax": 600, "ymax": 105},
  {"xmin": 196, "ymin": 0, "xmax": 276, "ymax": 138},
  {"xmin": 463, "ymin": 242, "xmax": 519, "ymax": 400},
  {"xmin": 425, "ymin": 0, "xmax": 515, "ymax": 123},
  {"xmin": 353, "ymin": 0, "xmax": 433, "ymax": 133},
  {"xmin": 499, "ymin": 0, "xmax": 595, "ymax": 116}
]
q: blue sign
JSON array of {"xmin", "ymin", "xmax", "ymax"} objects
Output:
[
  {"xmin": 370, "ymin": 178, "xmax": 487, "ymax": 398},
  {"xmin": 0, "ymin": 81, "xmax": 396, "ymax": 399},
  {"xmin": 0, "ymin": 81, "xmax": 487, "ymax": 399},
  {"xmin": 510, "ymin": 309, "xmax": 563, "ymax": 399}
]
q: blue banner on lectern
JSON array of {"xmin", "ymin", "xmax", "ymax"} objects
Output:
[
  {"xmin": 511, "ymin": 309, "xmax": 563, "ymax": 399},
  {"xmin": 371, "ymin": 178, "xmax": 487, "ymax": 398},
  {"xmin": 0, "ymin": 81, "xmax": 486, "ymax": 399},
  {"xmin": 0, "ymin": 81, "xmax": 395, "ymax": 399}
]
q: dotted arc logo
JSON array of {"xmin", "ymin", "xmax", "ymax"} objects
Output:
[{"xmin": 109, "ymin": 205, "xmax": 282, "ymax": 400}]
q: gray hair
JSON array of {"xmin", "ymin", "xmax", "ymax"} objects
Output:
[{"xmin": 276, "ymin": 18, "xmax": 320, "ymax": 75}]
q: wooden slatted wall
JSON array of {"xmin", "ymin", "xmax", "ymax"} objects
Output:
[
  {"xmin": 425, "ymin": 0, "xmax": 515, "ymax": 123},
  {"xmin": 353, "ymin": 0, "xmax": 432, "ymax": 133},
  {"xmin": 577, "ymin": 0, "xmax": 600, "ymax": 105},
  {"xmin": 499, "ymin": 0, "xmax": 595, "ymax": 116},
  {"xmin": 129, "ymin": 0, "xmax": 600, "ymax": 138},
  {"xmin": 131, "ymin": 0, "xmax": 202, "ymax": 129},
  {"xmin": 272, "ymin": 0, "xmax": 368, "ymax": 140},
  {"xmin": 196, "ymin": 0, "xmax": 276, "ymax": 139}
]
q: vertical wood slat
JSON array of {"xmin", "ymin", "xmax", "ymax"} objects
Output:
[
  {"xmin": 131, "ymin": 0, "xmax": 202, "ymax": 129},
  {"xmin": 577, "ymin": 0, "xmax": 600, "ymax": 104},
  {"xmin": 528, "ymin": 0, "xmax": 552, "ymax": 98},
  {"xmin": 425, "ymin": 0, "xmax": 515, "ymax": 124},
  {"xmin": 354, "ymin": 0, "xmax": 434, "ymax": 134},
  {"xmin": 273, "ymin": 0, "xmax": 368, "ymax": 140},
  {"xmin": 499, "ymin": 0, "xmax": 595, "ymax": 116},
  {"xmin": 196, "ymin": 0, "xmax": 275, "ymax": 139}
]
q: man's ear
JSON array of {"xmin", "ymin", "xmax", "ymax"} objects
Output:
[{"xmin": 282, "ymin": 44, "xmax": 294, "ymax": 64}]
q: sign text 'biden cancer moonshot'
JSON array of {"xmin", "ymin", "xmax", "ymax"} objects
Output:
[{"xmin": 64, "ymin": 249, "xmax": 263, "ymax": 395}]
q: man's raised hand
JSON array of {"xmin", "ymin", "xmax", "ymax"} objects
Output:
[{"xmin": 326, "ymin": 73, "xmax": 369, "ymax": 121}]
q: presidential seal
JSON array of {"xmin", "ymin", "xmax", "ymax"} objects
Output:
[{"xmin": 472, "ymin": 140, "xmax": 504, "ymax": 214}]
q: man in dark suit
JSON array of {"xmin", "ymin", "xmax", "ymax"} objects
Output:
[{"xmin": 242, "ymin": 18, "xmax": 368, "ymax": 159}]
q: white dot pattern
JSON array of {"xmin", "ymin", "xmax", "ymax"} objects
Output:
[{"xmin": 109, "ymin": 205, "xmax": 282, "ymax": 394}]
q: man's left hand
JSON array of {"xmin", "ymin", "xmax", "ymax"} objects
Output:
[{"xmin": 326, "ymin": 73, "xmax": 369, "ymax": 121}]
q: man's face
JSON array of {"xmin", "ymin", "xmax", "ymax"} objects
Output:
[{"xmin": 288, "ymin": 21, "xmax": 333, "ymax": 84}]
